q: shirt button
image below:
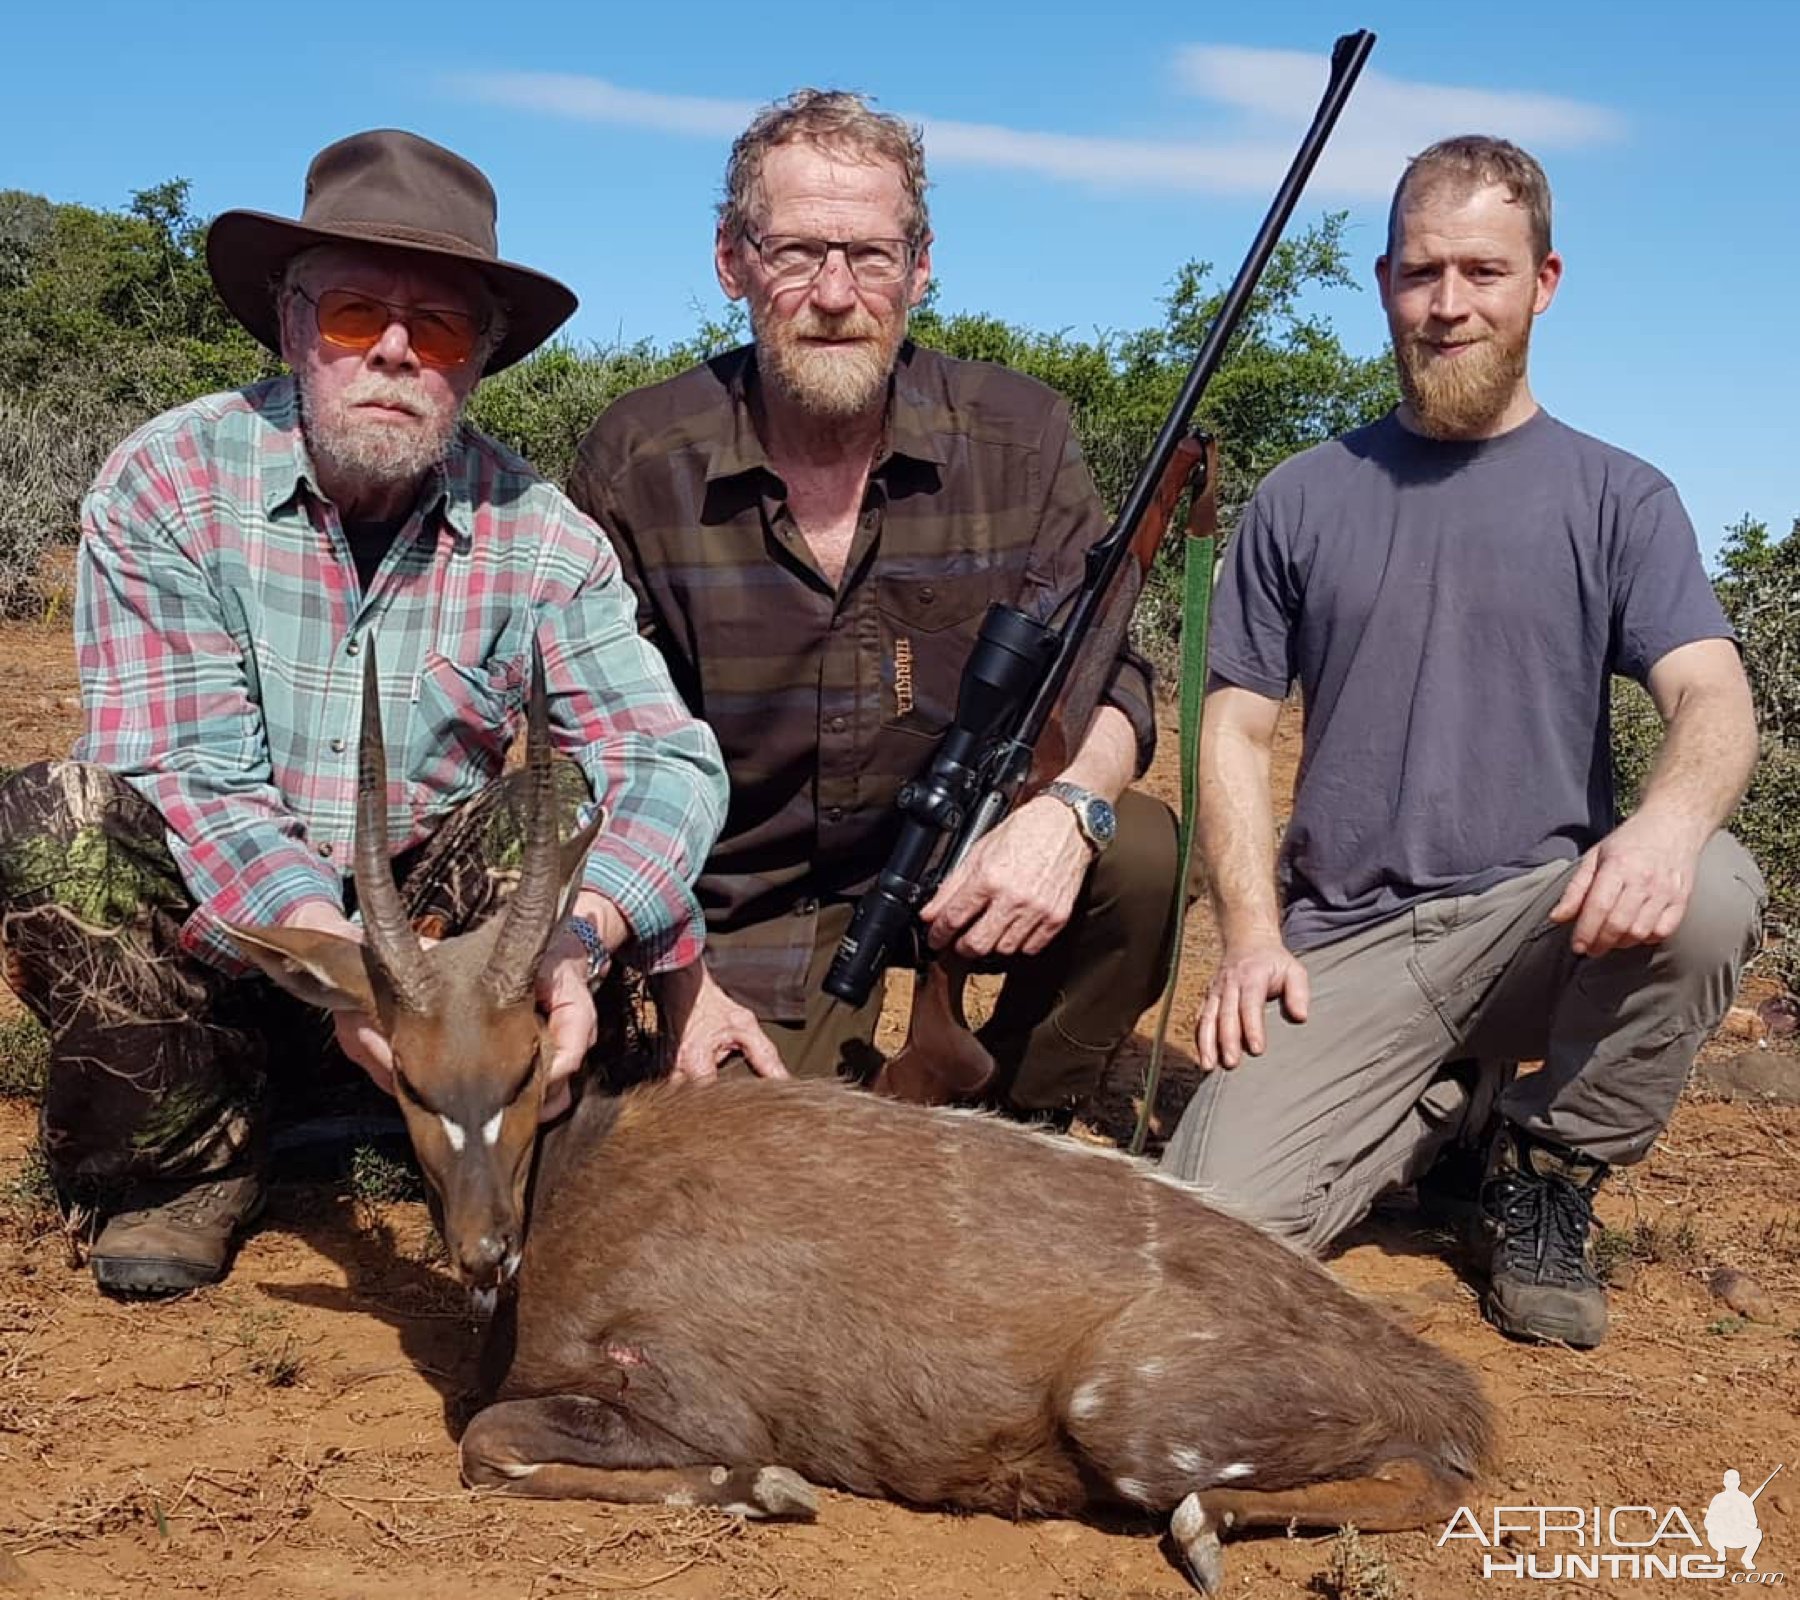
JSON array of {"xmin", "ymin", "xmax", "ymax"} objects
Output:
[
  {"xmin": 825, "ymin": 806, "xmax": 844, "ymax": 824},
  {"xmin": 346, "ymin": 639, "xmax": 361, "ymax": 656},
  {"xmin": 329, "ymin": 737, "xmax": 346, "ymax": 754},
  {"xmin": 794, "ymin": 898, "xmax": 819, "ymax": 916},
  {"xmin": 317, "ymin": 842, "xmax": 334, "ymax": 859},
  {"xmin": 918, "ymin": 585, "xmax": 935, "ymax": 603},
  {"xmin": 828, "ymin": 715, "xmax": 847, "ymax": 734}
]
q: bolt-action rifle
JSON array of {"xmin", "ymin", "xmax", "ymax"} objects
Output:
[{"xmin": 823, "ymin": 30, "xmax": 1378, "ymax": 1100}]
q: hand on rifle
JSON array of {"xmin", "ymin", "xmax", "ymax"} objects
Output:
[
  {"xmin": 1196, "ymin": 933, "xmax": 1311, "ymax": 1071},
  {"xmin": 658, "ymin": 959, "xmax": 790, "ymax": 1083},
  {"xmin": 921, "ymin": 795, "xmax": 1089, "ymax": 959}
]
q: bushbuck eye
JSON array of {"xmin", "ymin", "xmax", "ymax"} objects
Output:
[
  {"xmin": 394, "ymin": 1071, "xmax": 434, "ymax": 1114},
  {"xmin": 497, "ymin": 1053, "xmax": 537, "ymax": 1108}
]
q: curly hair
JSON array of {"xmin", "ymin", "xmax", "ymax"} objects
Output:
[{"xmin": 719, "ymin": 88, "xmax": 929, "ymax": 244}]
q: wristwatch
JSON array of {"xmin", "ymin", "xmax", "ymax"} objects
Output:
[
  {"xmin": 563, "ymin": 916, "xmax": 611, "ymax": 984},
  {"xmin": 1044, "ymin": 782, "xmax": 1118, "ymax": 855}
]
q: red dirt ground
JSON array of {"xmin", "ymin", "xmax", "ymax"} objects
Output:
[{"xmin": 1, "ymin": 617, "xmax": 1795, "ymax": 1600}]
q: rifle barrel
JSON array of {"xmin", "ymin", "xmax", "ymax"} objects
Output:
[{"xmin": 1011, "ymin": 28, "xmax": 1376, "ymax": 751}]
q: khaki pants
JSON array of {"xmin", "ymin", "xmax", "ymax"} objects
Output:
[
  {"xmin": 768, "ymin": 789, "xmax": 1180, "ymax": 1114},
  {"xmin": 1160, "ymin": 832, "xmax": 1766, "ymax": 1252}
]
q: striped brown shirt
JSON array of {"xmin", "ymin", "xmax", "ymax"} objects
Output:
[{"xmin": 569, "ymin": 340, "xmax": 1155, "ymax": 1020}]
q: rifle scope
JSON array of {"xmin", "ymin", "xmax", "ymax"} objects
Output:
[{"xmin": 823, "ymin": 606, "xmax": 1056, "ymax": 1005}]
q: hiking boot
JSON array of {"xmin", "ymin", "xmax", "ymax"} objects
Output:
[
  {"xmin": 89, "ymin": 1170, "xmax": 266, "ymax": 1297},
  {"xmin": 1478, "ymin": 1124, "xmax": 1609, "ymax": 1348}
]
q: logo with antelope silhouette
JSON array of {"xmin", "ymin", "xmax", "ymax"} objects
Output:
[{"xmin": 1437, "ymin": 1462, "xmax": 1786, "ymax": 1582}]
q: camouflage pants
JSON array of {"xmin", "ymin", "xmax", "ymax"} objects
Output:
[{"xmin": 0, "ymin": 759, "xmax": 610, "ymax": 1189}]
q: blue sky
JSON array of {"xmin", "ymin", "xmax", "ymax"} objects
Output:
[{"xmin": 7, "ymin": 0, "xmax": 1796, "ymax": 562}]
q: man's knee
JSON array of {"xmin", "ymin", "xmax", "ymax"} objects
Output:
[
  {"xmin": 1160, "ymin": 1069, "xmax": 1321, "ymax": 1245},
  {"xmin": 1660, "ymin": 832, "xmax": 1765, "ymax": 983},
  {"xmin": 0, "ymin": 761, "xmax": 182, "ymax": 931},
  {"xmin": 1083, "ymin": 790, "xmax": 1179, "ymax": 946},
  {"xmin": 0, "ymin": 761, "xmax": 158, "ymax": 894}
]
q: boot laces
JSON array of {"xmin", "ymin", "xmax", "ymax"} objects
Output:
[{"xmin": 1494, "ymin": 1169, "xmax": 1596, "ymax": 1288}]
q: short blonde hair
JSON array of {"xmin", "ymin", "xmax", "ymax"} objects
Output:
[
  {"xmin": 1387, "ymin": 135, "xmax": 1553, "ymax": 263},
  {"xmin": 719, "ymin": 89, "xmax": 929, "ymax": 244}
]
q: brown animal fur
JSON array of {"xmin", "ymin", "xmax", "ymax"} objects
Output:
[{"xmin": 465, "ymin": 1076, "xmax": 1491, "ymax": 1534}]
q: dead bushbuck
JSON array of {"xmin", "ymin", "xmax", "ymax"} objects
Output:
[{"xmin": 237, "ymin": 641, "xmax": 1493, "ymax": 1593}]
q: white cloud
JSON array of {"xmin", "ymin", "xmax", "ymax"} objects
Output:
[{"xmin": 449, "ymin": 46, "xmax": 1624, "ymax": 200}]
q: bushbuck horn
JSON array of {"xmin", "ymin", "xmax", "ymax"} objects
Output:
[
  {"xmin": 354, "ymin": 645, "xmax": 435, "ymax": 1014},
  {"xmin": 483, "ymin": 636, "xmax": 563, "ymax": 1006}
]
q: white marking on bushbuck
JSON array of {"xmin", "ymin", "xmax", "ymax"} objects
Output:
[
  {"xmin": 481, "ymin": 1109, "xmax": 504, "ymax": 1147},
  {"xmin": 1217, "ymin": 1462, "xmax": 1253, "ymax": 1481},
  {"xmin": 1138, "ymin": 1357, "xmax": 1166, "ymax": 1380},
  {"xmin": 439, "ymin": 1115, "xmax": 467, "ymax": 1153},
  {"xmin": 1115, "ymin": 1476, "xmax": 1153, "ymax": 1505},
  {"xmin": 1170, "ymin": 1445, "xmax": 1207, "ymax": 1476},
  {"xmin": 1069, "ymin": 1380, "xmax": 1103, "ymax": 1420},
  {"xmin": 492, "ymin": 1460, "xmax": 540, "ymax": 1479}
]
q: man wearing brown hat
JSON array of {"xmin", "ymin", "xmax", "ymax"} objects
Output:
[{"xmin": 0, "ymin": 130, "xmax": 727, "ymax": 1295}]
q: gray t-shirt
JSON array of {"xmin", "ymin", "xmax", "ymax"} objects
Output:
[{"xmin": 1211, "ymin": 408, "xmax": 1733, "ymax": 952}]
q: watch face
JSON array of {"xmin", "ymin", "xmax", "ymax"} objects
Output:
[{"xmin": 1087, "ymin": 797, "xmax": 1118, "ymax": 845}]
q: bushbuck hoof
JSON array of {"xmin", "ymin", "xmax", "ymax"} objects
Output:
[
  {"xmin": 750, "ymin": 1465, "xmax": 820, "ymax": 1520},
  {"xmin": 1171, "ymin": 1492, "xmax": 1225, "ymax": 1595}
]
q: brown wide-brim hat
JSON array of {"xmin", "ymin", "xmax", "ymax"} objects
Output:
[{"xmin": 206, "ymin": 128, "xmax": 577, "ymax": 375}]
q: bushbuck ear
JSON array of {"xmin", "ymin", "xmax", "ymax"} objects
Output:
[
  {"xmin": 228, "ymin": 925, "xmax": 380, "ymax": 1014},
  {"xmin": 556, "ymin": 805, "xmax": 608, "ymax": 922}
]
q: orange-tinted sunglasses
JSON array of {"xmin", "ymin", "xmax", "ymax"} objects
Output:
[{"xmin": 294, "ymin": 287, "xmax": 484, "ymax": 369}]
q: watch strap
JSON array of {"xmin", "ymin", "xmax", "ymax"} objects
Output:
[
  {"xmin": 1044, "ymin": 781, "xmax": 1105, "ymax": 851},
  {"xmin": 564, "ymin": 916, "xmax": 610, "ymax": 983}
]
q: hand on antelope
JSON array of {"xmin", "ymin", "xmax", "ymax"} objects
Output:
[
  {"xmin": 228, "ymin": 641, "xmax": 609, "ymax": 1295},
  {"xmin": 657, "ymin": 959, "xmax": 789, "ymax": 1084}
]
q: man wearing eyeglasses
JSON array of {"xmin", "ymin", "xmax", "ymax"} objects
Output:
[
  {"xmin": 570, "ymin": 91, "xmax": 1178, "ymax": 1114},
  {"xmin": 0, "ymin": 130, "xmax": 726, "ymax": 1295}
]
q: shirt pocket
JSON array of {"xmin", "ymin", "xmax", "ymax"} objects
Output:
[
  {"xmin": 406, "ymin": 649, "xmax": 524, "ymax": 806},
  {"xmin": 875, "ymin": 571, "xmax": 994, "ymax": 738}
]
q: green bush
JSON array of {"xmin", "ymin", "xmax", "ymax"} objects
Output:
[
  {"xmin": 0, "ymin": 387, "xmax": 146, "ymax": 616},
  {"xmin": 0, "ymin": 1011, "xmax": 48, "ymax": 1100},
  {"xmin": 1613, "ymin": 515, "xmax": 1800, "ymax": 991}
]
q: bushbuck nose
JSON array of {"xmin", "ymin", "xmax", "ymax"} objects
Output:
[{"xmin": 459, "ymin": 1231, "xmax": 513, "ymax": 1286}]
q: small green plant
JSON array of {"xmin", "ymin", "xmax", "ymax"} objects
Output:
[
  {"xmin": 1593, "ymin": 1225, "xmax": 1636, "ymax": 1285},
  {"xmin": 227, "ymin": 1306, "xmax": 306, "ymax": 1388},
  {"xmin": 348, "ymin": 1142, "xmax": 422, "ymax": 1205},
  {"xmin": 1705, "ymin": 1315, "xmax": 1746, "ymax": 1337},
  {"xmin": 1630, "ymin": 1214, "xmax": 1703, "ymax": 1268},
  {"xmin": 0, "ymin": 1011, "xmax": 48, "ymax": 1100},
  {"xmin": 0, "ymin": 1144, "xmax": 59, "ymax": 1236},
  {"xmin": 1592, "ymin": 1215, "xmax": 1704, "ymax": 1285},
  {"xmin": 1312, "ymin": 1526, "xmax": 1402, "ymax": 1600}
]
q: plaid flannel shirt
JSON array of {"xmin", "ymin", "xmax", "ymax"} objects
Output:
[
  {"xmin": 571, "ymin": 341, "xmax": 1156, "ymax": 1020},
  {"xmin": 73, "ymin": 377, "xmax": 727, "ymax": 974}
]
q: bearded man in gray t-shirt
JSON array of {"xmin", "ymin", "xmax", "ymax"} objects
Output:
[{"xmin": 1161, "ymin": 136, "xmax": 1766, "ymax": 1350}]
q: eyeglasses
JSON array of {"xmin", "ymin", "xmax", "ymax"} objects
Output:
[
  {"xmin": 293, "ymin": 287, "xmax": 484, "ymax": 369},
  {"xmin": 741, "ymin": 229, "xmax": 916, "ymax": 287}
]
